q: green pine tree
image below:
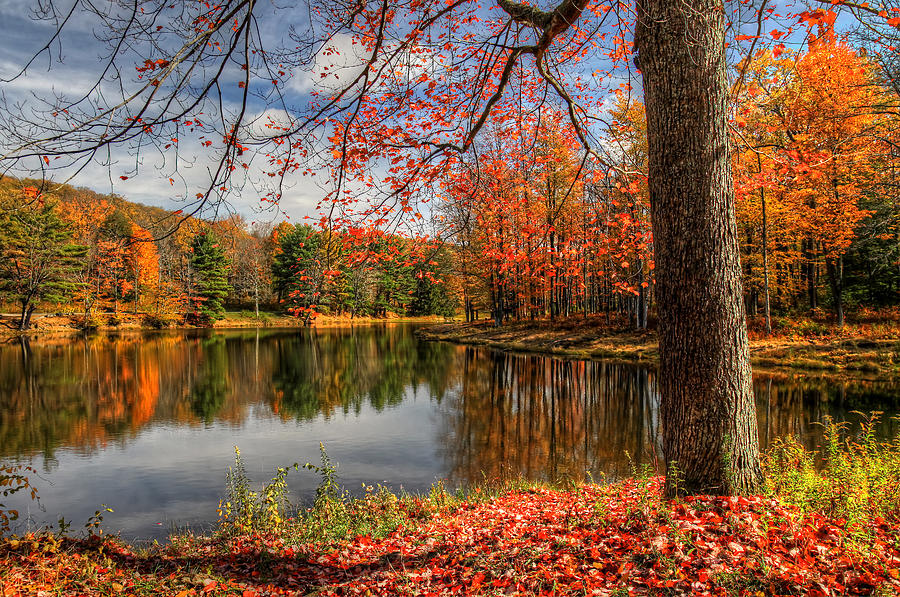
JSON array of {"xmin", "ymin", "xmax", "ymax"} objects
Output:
[
  {"xmin": 0, "ymin": 196, "xmax": 86, "ymax": 330},
  {"xmin": 410, "ymin": 246, "xmax": 456, "ymax": 317},
  {"xmin": 272, "ymin": 224, "xmax": 324, "ymax": 321},
  {"xmin": 190, "ymin": 231, "xmax": 231, "ymax": 324}
]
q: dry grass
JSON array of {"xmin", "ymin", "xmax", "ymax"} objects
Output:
[{"xmin": 418, "ymin": 316, "xmax": 900, "ymax": 375}]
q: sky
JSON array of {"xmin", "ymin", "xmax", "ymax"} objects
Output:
[
  {"xmin": 0, "ymin": 0, "xmax": 354, "ymax": 225},
  {"xmin": 0, "ymin": 0, "xmax": 878, "ymax": 228}
]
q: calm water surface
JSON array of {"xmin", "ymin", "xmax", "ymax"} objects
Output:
[{"xmin": 1, "ymin": 324, "xmax": 898, "ymax": 540}]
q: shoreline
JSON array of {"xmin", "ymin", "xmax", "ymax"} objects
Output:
[
  {"xmin": 0, "ymin": 312, "xmax": 445, "ymax": 339},
  {"xmin": 416, "ymin": 319, "xmax": 900, "ymax": 377}
]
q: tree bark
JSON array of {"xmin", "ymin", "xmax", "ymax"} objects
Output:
[
  {"xmin": 635, "ymin": 0, "xmax": 761, "ymax": 496},
  {"xmin": 804, "ymin": 238, "xmax": 818, "ymax": 310},
  {"xmin": 826, "ymin": 256, "xmax": 844, "ymax": 327},
  {"xmin": 19, "ymin": 302, "xmax": 35, "ymax": 331}
]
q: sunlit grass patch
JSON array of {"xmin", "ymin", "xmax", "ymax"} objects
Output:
[{"xmin": 762, "ymin": 411, "xmax": 900, "ymax": 543}]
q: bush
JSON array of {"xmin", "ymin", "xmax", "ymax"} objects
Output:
[
  {"xmin": 762, "ymin": 412, "xmax": 900, "ymax": 540},
  {"xmin": 217, "ymin": 447, "xmax": 299, "ymax": 536},
  {"xmin": 217, "ymin": 444, "xmax": 453, "ymax": 544},
  {"xmin": 790, "ymin": 319, "xmax": 829, "ymax": 337},
  {"xmin": 143, "ymin": 313, "xmax": 176, "ymax": 329}
]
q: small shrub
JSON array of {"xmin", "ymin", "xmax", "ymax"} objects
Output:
[
  {"xmin": 218, "ymin": 447, "xmax": 299, "ymax": 536},
  {"xmin": 217, "ymin": 445, "xmax": 458, "ymax": 545},
  {"xmin": 143, "ymin": 313, "xmax": 176, "ymax": 329},
  {"xmin": 794, "ymin": 319, "xmax": 829, "ymax": 337}
]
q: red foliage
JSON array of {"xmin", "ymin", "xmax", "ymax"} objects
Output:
[{"xmin": 3, "ymin": 480, "xmax": 898, "ymax": 596}]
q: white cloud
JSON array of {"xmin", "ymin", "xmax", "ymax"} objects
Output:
[
  {"xmin": 288, "ymin": 33, "xmax": 440, "ymax": 97},
  {"xmin": 289, "ymin": 33, "xmax": 367, "ymax": 95}
]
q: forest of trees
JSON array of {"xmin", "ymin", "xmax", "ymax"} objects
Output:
[
  {"xmin": 441, "ymin": 37, "xmax": 900, "ymax": 331},
  {"xmin": 1, "ymin": 0, "xmax": 899, "ymax": 505},
  {"xmin": 0, "ymin": 178, "xmax": 455, "ymax": 329},
  {"xmin": 3, "ymin": 37, "xmax": 900, "ymax": 334}
]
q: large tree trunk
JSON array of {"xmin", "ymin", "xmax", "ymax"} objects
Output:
[
  {"xmin": 635, "ymin": 0, "xmax": 761, "ymax": 496},
  {"xmin": 804, "ymin": 239, "xmax": 818, "ymax": 310}
]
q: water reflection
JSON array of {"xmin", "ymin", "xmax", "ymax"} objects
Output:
[
  {"xmin": 0, "ymin": 325, "xmax": 898, "ymax": 538},
  {"xmin": 437, "ymin": 351, "xmax": 661, "ymax": 484},
  {"xmin": 437, "ymin": 350, "xmax": 900, "ymax": 485}
]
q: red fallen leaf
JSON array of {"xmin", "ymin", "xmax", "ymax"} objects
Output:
[{"xmin": 202, "ymin": 580, "xmax": 217, "ymax": 592}]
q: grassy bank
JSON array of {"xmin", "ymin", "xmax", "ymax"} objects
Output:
[
  {"xmin": 0, "ymin": 311, "xmax": 444, "ymax": 338},
  {"xmin": 417, "ymin": 317, "xmax": 900, "ymax": 375},
  {"xmin": 3, "ymin": 419, "xmax": 900, "ymax": 596}
]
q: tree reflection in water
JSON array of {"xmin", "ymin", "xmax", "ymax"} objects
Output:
[
  {"xmin": 440, "ymin": 349, "xmax": 899, "ymax": 486},
  {"xmin": 436, "ymin": 350, "xmax": 661, "ymax": 485},
  {"xmin": 0, "ymin": 326, "xmax": 897, "ymax": 486}
]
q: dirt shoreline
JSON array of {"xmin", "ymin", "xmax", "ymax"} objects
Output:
[
  {"xmin": 0, "ymin": 312, "xmax": 445, "ymax": 339},
  {"xmin": 416, "ymin": 319, "xmax": 900, "ymax": 376}
]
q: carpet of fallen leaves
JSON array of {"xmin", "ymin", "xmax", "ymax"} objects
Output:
[{"xmin": 2, "ymin": 479, "xmax": 899, "ymax": 596}]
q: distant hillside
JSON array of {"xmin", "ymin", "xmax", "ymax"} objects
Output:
[{"xmin": 0, "ymin": 176, "xmax": 202, "ymax": 237}]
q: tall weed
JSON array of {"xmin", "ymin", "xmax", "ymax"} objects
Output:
[
  {"xmin": 217, "ymin": 447, "xmax": 299, "ymax": 536},
  {"xmin": 762, "ymin": 412, "xmax": 900, "ymax": 537},
  {"xmin": 217, "ymin": 444, "xmax": 452, "ymax": 544}
]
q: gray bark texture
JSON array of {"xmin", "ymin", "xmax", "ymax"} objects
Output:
[{"xmin": 635, "ymin": 0, "xmax": 762, "ymax": 496}]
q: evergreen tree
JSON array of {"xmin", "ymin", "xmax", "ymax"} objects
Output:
[
  {"xmin": 371, "ymin": 236, "xmax": 416, "ymax": 316},
  {"xmin": 272, "ymin": 224, "xmax": 324, "ymax": 320},
  {"xmin": 190, "ymin": 231, "xmax": 231, "ymax": 323},
  {"xmin": 96, "ymin": 209, "xmax": 132, "ymax": 314},
  {"xmin": 410, "ymin": 273, "xmax": 455, "ymax": 317},
  {"xmin": 410, "ymin": 247, "xmax": 456, "ymax": 317},
  {"xmin": 0, "ymin": 193, "xmax": 86, "ymax": 330}
]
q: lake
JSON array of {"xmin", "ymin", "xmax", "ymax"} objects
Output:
[{"xmin": 1, "ymin": 324, "xmax": 898, "ymax": 541}]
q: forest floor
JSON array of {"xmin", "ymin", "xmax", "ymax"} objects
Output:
[
  {"xmin": 416, "ymin": 316, "xmax": 900, "ymax": 376},
  {"xmin": 0, "ymin": 311, "xmax": 445, "ymax": 338},
  {"xmin": 2, "ymin": 477, "xmax": 899, "ymax": 597}
]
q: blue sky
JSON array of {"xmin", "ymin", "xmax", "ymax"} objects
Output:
[
  {"xmin": 0, "ymin": 0, "xmax": 345, "ymax": 225},
  {"xmin": 0, "ymin": 0, "xmax": 876, "ymax": 228}
]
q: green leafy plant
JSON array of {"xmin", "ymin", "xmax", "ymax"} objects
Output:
[
  {"xmin": 218, "ymin": 445, "xmax": 464, "ymax": 544},
  {"xmin": 0, "ymin": 463, "xmax": 39, "ymax": 535},
  {"xmin": 218, "ymin": 446, "xmax": 299, "ymax": 536},
  {"xmin": 303, "ymin": 442, "xmax": 341, "ymax": 505},
  {"xmin": 84, "ymin": 506, "xmax": 114, "ymax": 535},
  {"xmin": 762, "ymin": 412, "xmax": 900, "ymax": 542}
]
